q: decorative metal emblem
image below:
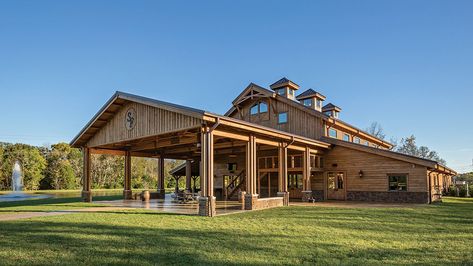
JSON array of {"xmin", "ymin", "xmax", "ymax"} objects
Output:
[{"xmin": 125, "ymin": 108, "xmax": 136, "ymax": 130}]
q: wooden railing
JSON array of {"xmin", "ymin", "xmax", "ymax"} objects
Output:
[{"xmin": 225, "ymin": 170, "xmax": 245, "ymax": 200}]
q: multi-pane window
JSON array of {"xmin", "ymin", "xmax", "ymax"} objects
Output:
[
  {"xmin": 388, "ymin": 174, "xmax": 408, "ymax": 191},
  {"xmin": 276, "ymin": 88, "xmax": 286, "ymax": 97},
  {"xmin": 250, "ymin": 101, "xmax": 268, "ymax": 115},
  {"xmin": 278, "ymin": 112, "xmax": 288, "ymax": 124},
  {"xmin": 329, "ymin": 128, "xmax": 337, "ymax": 138},
  {"xmin": 303, "ymin": 98, "xmax": 312, "ymax": 107},
  {"xmin": 343, "ymin": 134, "xmax": 350, "ymax": 141},
  {"xmin": 354, "ymin": 137, "xmax": 361, "ymax": 144}
]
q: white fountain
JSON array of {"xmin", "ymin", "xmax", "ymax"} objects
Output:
[{"xmin": 0, "ymin": 161, "xmax": 50, "ymax": 202}]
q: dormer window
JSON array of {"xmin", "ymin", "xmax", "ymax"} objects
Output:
[
  {"xmin": 302, "ymin": 98, "xmax": 312, "ymax": 107},
  {"xmin": 324, "ymin": 111, "xmax": 331, "ymax": 116},
  {"xmin": 270, "ymin": 78, "xmax": 299, "ymax": 100},
  {"xmin": 275, "ymin": 88, "xmax": 286, "ymax": 97},
  {"xmin": 288, "ymin": 89, "xmax": 295, "ymax": 99},
  {"xmin": 250, "ymin": 101, "xmax": 268, "ymax": 116},
  {"xmin": 333, "ymin": 111, "xmax": 339, "ymax": 119},
  {"xmin": 316, "ymin": 99, "xmax": 322, "ymax": 109}
]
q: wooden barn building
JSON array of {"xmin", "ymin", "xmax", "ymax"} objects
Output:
[{"xmin": 71, "ymin": 78, "xmax": 456, "ymax": 216}]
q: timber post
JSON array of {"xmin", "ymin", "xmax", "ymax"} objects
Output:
[
  {"xmin": 157, "ymin": 155, "xmax": 166, "ymax": 199},
  {"xmin": 301, "ymin": 146, "xmax": 312, "ymax": 202},
  {"xmin": 82, "ymin": 147, "xmax": 92, "ymax": 202},
  {"xmin": 123, "ymin": 150, "xmax": 132, "ymax": 200},
  {"xmin": 244, "ymin": 135, "xmax": 258, "ymax": 210},
  {"xmin": 185, "ymin": 159, "xmax": 192, "ymax": 192},
  {"xmin": 198, "ymin": 126, "xmax": 216, "ymax": 217},
  {"xmin": 277, "ymin": 142, "xmax": 289, "ymax": 206}
]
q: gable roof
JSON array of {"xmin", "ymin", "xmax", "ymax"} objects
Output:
[
  {"xmin": 70, "ymin": 91, "xmax": 206, "ymax": 147},
  {"xmin": 322, "ymin": 137, "xmax": 456, "ymax": 175},
  {"xmin": 296, "ymin": 89, "xmax": 326, "ymax": 100}
]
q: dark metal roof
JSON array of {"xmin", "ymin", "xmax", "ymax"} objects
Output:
[
  {"xmin": 296, "ymin": 89, "xmax": 326, "ymax": 100},
  {"xmin": 269, "ymin": 77, "xmax": 300, "ymax": 89},
  {"xmin": 322, "ymin": 103, "xmax": 341, "ymax": 112}
]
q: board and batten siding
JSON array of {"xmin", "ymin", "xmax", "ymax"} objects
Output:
[
  {"xmin": 323, "ymin": 146, "xmax": 428, "ymax": 192},
  {"xmin": 231, "ymin": 98, "xmax": 324, "ymax": 140},
  {"xmin": 87, "ymin": 102, "xmax": 203, "ymax": 147}
]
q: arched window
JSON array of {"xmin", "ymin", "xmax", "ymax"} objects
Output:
[{"xmin": 259, "ymin": 101, "xmax": 268, "ymax": 113}]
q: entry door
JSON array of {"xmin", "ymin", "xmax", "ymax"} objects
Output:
[{"xmin": 327, "ymin": 172, "xmax": 346, "ymax": 200}]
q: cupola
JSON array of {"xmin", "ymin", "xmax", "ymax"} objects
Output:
[
  {"xmin": 322, "ymin": 103, "xmax": 341, "ymax": 119},
  {"xmin": 270, "ymin": 77, "xmax": 299, "ymax": 100},
  {"xmin": 296, "ymin": 89, "xmax": 326, "ymax": 112}
]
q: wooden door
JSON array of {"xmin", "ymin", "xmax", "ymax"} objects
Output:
[
  {"xmin": 288, "ymin": 173, "xmax": 303, "ymax": 199},
  {"xmin": 327, "ymin": 172, "xmax": 346, "ymax": 200}
]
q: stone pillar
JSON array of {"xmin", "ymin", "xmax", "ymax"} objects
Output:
[
  {"xmin": 198, "ymin": 127, "xmax": 216, "ymax": 217},
  {"xmin": 123, "ymin": 151, "xmax": 132, "ymax": 200},
  {"xmin": 277, "ymin": 143, "xmax": 289, "ymax": 206},
  {"xmin": 302, "ymin": 146, "xmax": 312, "ymax": 202},
  {"xmin": 245, "ymin": 135, "xmax": 258, "ymax": 210},
  {"xmin": 156, "ymin": 156, "xmax": 165, "ymax": 199},
  {"xmin": 185, "ymin": 160, "xmax": 192, "ymax": 192},
  {"xmin": 81, "ymin": 147, "xmax": 92, "ymax": 202}
]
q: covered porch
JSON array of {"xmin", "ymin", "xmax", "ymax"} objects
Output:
[{"xmin": 71, "ymin": 92, "xmax": 330, "ymax": 216}]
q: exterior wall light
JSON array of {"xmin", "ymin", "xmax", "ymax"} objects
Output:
[{"xmin": 359, "ymin": 170, "xmax": 364, "ymax": 178}]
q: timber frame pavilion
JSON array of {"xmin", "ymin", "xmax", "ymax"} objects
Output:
[{"xmin": 71, "ymin": 92, "xmax": 330, "ymax": 216}]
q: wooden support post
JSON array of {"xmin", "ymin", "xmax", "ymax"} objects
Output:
[
  {"xmin": 123, "ymin": 151, "xmax": 132, "ymax": 200},
  {"xmin": 198, "ymin": 126, "xmax": 216, "ymax": 217},
  {"xmin": 81, "ymin": 147, "xmax": 92, "ymax": 202},
  {"xmin": 277, "ymin": 143, "xmax": 289, "ymax": 206},
  {"xmin": 157, "ymin": 155, "xmax": 165, "ymax": 199},
  {"xmin": 185, "ymin": 160, "xmax": 192, "ymax": 192},
  {"xmin": 302, "ymin": 146, "xmax": 312, "ymax": 202},
  {"xmin": 244, "ymin": 135, "xmax": 258, "ymax": 210}
]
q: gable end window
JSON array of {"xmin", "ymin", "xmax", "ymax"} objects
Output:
[
  {"xmin": 278, "ymin": 112, "xmax": 288, "ymax": 124},
  {"xmin": 250, "ymin": 101, "xmax": 268, "ymax": 116},
  {"xmin": 388, "ymin": 174, "xmax": 408, "ymax": 191},
  {"xmin": 329, "ymin": 128, "xmax": 337, "ymax": 138},
  {"xmin": 343, "ymin": 134, "xmax": 350, "ymax": 141}
]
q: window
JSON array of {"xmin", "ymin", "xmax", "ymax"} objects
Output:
[
  {"xmin": 343, "ymin": 134, "xmax": 350, "ymax": 141},
  {"xmin": 250, "ymin": 101, "xmax": 268, "ymax": 115},
  {"xmin": 365, "ymin": 141, "xmax": 369, "ymax": 146},
  {"xmin": 333, "ymin": 111, "xmax": 339, "ymax": 119},
  {"xmin": 288, "ymin": 89, "xmax": 295, "ymax": 98},
  {"xmin": 316, "ymin": 99, "xmax": 322, "ymax": 109},
  {"xmin": 259, "ymin": 101, "xmax": 268, "ymax": 113},
  {"xmin": 324, "ymin": 111, "xmax": 332, "ymax": 116},
  {"xmin": 250, "ymin": 104, "xmax": 259, "ymax": 115},
  {"xmin": 354, "ymin": 137, "xmax": 361, "ymax": 144},
  {"xmin": 388, "ymin": 174, "xmax": 408, "ymax": 191},
  {"xmin": 276, "ymin": 88, "xmax": 286, "ymax": 97},
  {"xmin": 303, "ymin": 98, "xmax": 312, "ymax": 107},
  {"xmin": 329, "ymin": 128, "xmax": 337, "ymax": 138},
  {"xmin": 278, "ymin": 112, "xmax": 288, "ymax": 124}
]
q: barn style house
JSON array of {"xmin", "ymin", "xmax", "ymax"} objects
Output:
[{"xmin": 71, "ymin": 78, "xmax": 456, "ymax": 216}]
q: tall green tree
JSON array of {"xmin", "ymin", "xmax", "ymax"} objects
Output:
[
  {"xmin": 395, "ymin": 135, "xmax": 447, "ymax": 165},
  {"xmin": 43, "ymin": 143, "xmax": 82, "ymax": 190}
]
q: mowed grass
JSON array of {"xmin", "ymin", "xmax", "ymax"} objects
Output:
[{"xmin": 0, "ymin": 197, "xmax": 472, "ymax": 265}]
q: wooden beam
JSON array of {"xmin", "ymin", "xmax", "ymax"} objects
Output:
[
  {"xmin": 213, "ymin": 129, "xmax": 249, "ymax": 141},
  {"xmin": 246, "ymin": 135, "xmax": 257, "ymax": 195},
  {"xmin": 82, "ymin": 148, "xmax": 92, "ymax": 202}
]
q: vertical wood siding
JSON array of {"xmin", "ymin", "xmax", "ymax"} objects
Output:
[{"xmin": 87, "ymin": 102, "xmax": 203, "ymax": 147}]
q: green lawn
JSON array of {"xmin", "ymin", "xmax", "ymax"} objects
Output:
[{"xmin": 0, "ymin": 197, "xmax": 472, "ymax": 265}]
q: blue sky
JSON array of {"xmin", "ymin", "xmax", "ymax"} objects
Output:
[{"xmin": 0, "ymin": 0, "xmax": 472, "ymax": 172}]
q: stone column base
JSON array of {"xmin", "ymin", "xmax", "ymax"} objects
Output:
[
  {"xmin": 302, "ymin": 191, "xmax": 313, "ymax": 202},
  {"xmin": 156, "ymin": 189, "xmax": 166, "ymax": 199},
  {"xmin": 244, "ymin": 194, "xmax": 259, "ymax": 210},
  {"xmin": 198, "ymin": 196, "xmax": 216, "ymax": 217},
  {"xmin": 123, "ymin": 189, "xmax": 132, "ymax": 200},
  {"xmin": 277, "ymin": 191, "xmax": 290, "ymax": 206},
  {"xmin": 82, "ymin": 191, "xmax": 92, "ymax": 202}
]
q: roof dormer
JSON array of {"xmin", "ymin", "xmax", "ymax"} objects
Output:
[
  {"xmin": 270, "ymin": 77, "xmax": 299, "ymax": 100},
  {"xmin": 296, "ymin": 89, "xmax": 326, "ymax": 112},
  {"xmin": 322, "ymin": 103, "xmax": 341, "ymax": 119}
]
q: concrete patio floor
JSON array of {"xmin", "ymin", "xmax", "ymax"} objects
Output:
[{"xmin": 95, "ymin": 194, "xmax": 245, "ymax": 216}]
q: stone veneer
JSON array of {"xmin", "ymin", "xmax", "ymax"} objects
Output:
[
  {"xmin": 198, "ymin": 196, "xmax": 216, "ymax": 217},
  {"xmin": 245, "ymin": 194, "xmax": 284, "ymax": 210},
  {"xmin": 346, "ymin": 191, "xmax": 429, "ymax": 203}
]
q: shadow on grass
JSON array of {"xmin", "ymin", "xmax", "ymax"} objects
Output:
[{"xmin": 0, "ymin": 195, "xmax": 123, "ymax": 209}]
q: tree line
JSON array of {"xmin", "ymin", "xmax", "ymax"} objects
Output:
[{"xmin": 0, "ymin": 142, "xmax": 183, "ymax": 191}]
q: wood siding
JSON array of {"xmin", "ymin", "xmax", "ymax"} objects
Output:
[
  {"xmin": 87, "ymin": 102, "xmax": 203, "ymax": 147},
  {"xmin": 324, "ymin": 146, "xmax": 428, "ymax": 192},
  {"xmin": 230, "ymin": 98, "xmax": 324, "ymax": 140}
]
